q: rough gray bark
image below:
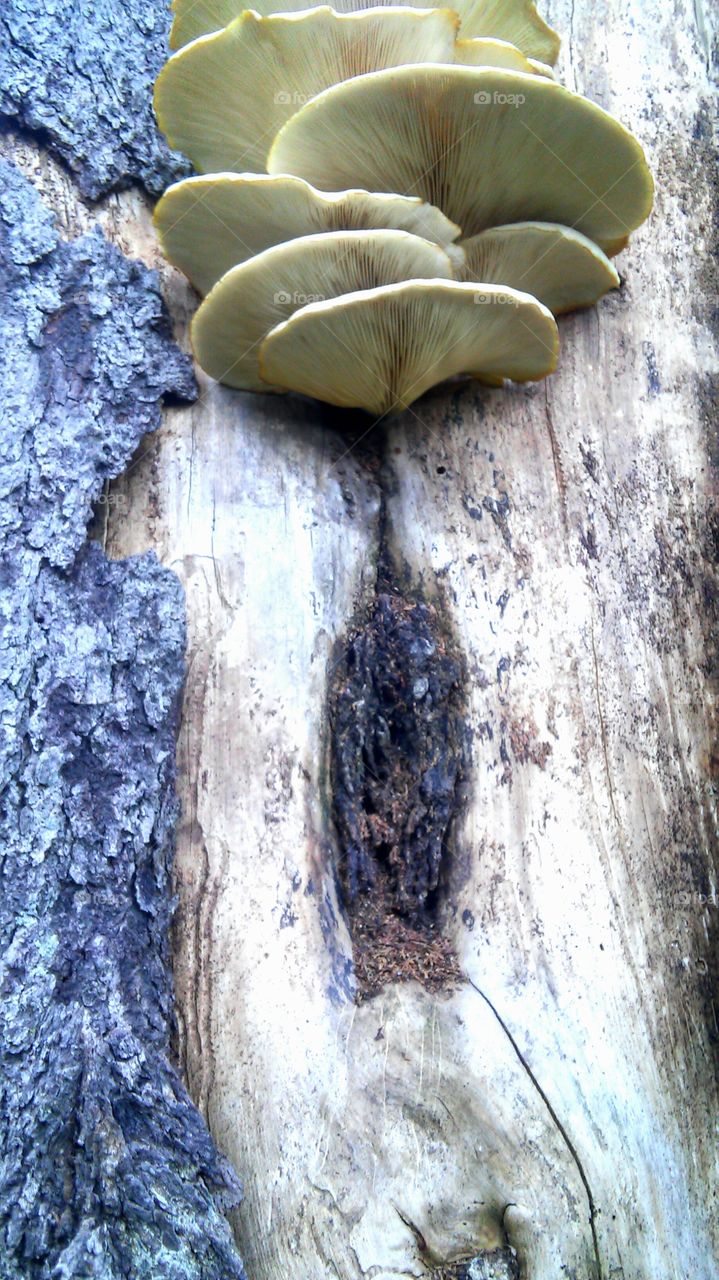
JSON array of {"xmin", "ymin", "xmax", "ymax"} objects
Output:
[
  {"xmin": 0, "ymin": 0, "xmax": 189, "ymax": 197},
  {"xmin": 0, "ymin": 159, "xmax": 246, "ymax": 1278}
]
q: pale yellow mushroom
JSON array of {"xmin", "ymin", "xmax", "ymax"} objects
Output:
[
  {"xmin": 259, "ymin": 279, "xmax": 559, "ymax": 415},
  {"xmin": 268, "ymin": 65, "xmax": 654, "ymax": 245},
  {"xmin": 468, "ymin": 0, "xmax": 559, "ymax": 63},
  {"xmin": 459, "ymin": 222, "xmax": 620, "ymax": 313},
  {"xmin": 154, "ymin": 173, "xmax": 462, "ymax": 296},
  {"xmin": 527, "ymin": 56, "xmax": 556, "ymax": 77},
  {"xmin": 155, "ymin": 6, "xmax": 459, "ymax": 173},
  {"xmin": 454, "ymin": 36, "xmax": 551, "ymax": 75},
  {"xmin": 191, "ymin": 229, "xmax": 455, "ymax": 390},
  {"xmin": 169, "ymin": 0, "xmax": 560, "ymax": 63}
]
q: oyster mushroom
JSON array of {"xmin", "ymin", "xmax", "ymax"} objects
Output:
[
  {"xmin": 258, "ymin": 279, "xmax": 559, "ymax": 415},
  {"xmin": 191, "ymin": 228, "xmax": 455, "ymax": 390},
  {"xmin": 468, "ymin": 0, "xmax": 559, "ymax": 62},
  {"xmin": 459, "ymin": 222, "xmax": 620, "ymax": 313},
  {"xmin": 154, "ymin": 173, "xmax": 462, "ymax": 296},
  {"xmin": 169, "ymin": 0, "xmax": 559, "ymax": 61},
  {"xmin": 268, "ymin": 64, "xmax": 654, "ymax": 246},
  {"xmin": 155, "ymin": 6, "xmax": 459, "ymax": 174}
]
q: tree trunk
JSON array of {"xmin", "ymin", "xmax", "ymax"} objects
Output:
[{"xmin": 1, "ymin": 1, "xmax": 717, "ymax": 1278}]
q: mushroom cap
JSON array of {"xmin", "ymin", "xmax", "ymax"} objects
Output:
[
  {"xmin": 454, "ymin": 36, "xmax": 550, "ymax": 74},
  {"xmin": 258, "ymin": 279, "xmax": 559, "ymax": 415},
  {"xmin": 169, "ymin": 0, "xmax": 559, "ymax": 59},
  {"xmin": 191, "ymin": 228, "xmax": 455, "ymax": 391},
  {"xmin": 459, "ymin": 222, "xmax": 620, "ymax": 313},
  {"xmin": 155, "ymin": 6, "xmax": 460, "ymax": 174},
  {"xmin": 154, "ymin": 173, "xmax": 462, "ymax": 296},
  {"xmin": 268, "ymin": 64, "xmax": 654, "ymax": 243},
  {"xmin": 170, "ymin": 0, "xmax": 240, "ymax": 50},
  {"xmin": 465, "ymin": 0, "xmax": 559, "ymax": 63},
  {"xmin": 526, "ymin": 57, "xmax": 555, "ymax": 77}
]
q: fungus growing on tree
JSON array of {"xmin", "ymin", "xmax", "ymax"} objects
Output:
[
  {"xmin": 155, "ymin": 6, "xmax": 460, "ymax": 172},
  {"xmin": 154, "ymin": 173, "xmax": 461, "ymax": 295},
  {"xmin": 258, "ymin": 281, "xmax": 558, "ymax": 414},
  {"xmin": 191, "ymin": 229, "xmax": 455, "ymax": 389},
  {"xmin": 457, "ymin": 223, "xmax": 620, "ymax": 313},
  {"xmin": 453, "ymin": 36, "xmax": 552, "ymax": 74},
  {"xmin": 267, "ymin": 65, "xmax": 654, "ymax": 246},
  {"xmin": 466, "ymin": 0, "xmax": 559, "ymax": 61},
  {"xmin": 154, "ymin": 0, "xmax": 652, "ymax": 414},
  {"xmin": 168, "ymin": 0, "xmax": 560, "ymax": 58}
]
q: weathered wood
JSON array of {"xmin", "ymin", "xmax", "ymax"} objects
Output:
[{"xmin": 3, "ymin": 0, "xmax": 717, "ymax": 1276}]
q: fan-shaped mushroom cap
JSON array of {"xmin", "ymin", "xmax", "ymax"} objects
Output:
[
  {"xmin": 258, "ymin": 279, "xmax": 558, "ymax": 415},
  {"xmin": 192, "ymin": 229, "xmax": 455, "ymax": 390},
  {"xmin": 170, "ymin": 0, "xmax": 239, "ymax": 50},
  {"xmin": 155, "ymin": 6, "xmax": 459, "ymax": 174},
  {"xmin": 467, "ymin": 0, "xmax": 559, "ymax": 62},
  {"xmin": 169, "ymin": 0, "xmax": 559, "ymax": 61},
  {"xmin": 454, "ymin": 36, "xmax": 552, "ymax": 75},
  {"xmin": 268, "ymin": 65, "xmax": 654, "ymax": 244},
  {"xmin": 154, "ymin": 173, "xmax": 462, "ymax": 295},
  {"xmin": 460, "ymin": 222, "xmax": 620, "ymax": 313}
]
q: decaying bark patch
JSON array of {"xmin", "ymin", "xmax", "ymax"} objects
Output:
[
  {"xmin": 429, "ymin": 1248, "xmax": 520, "ymax": 1280},
  {"xmin": 0, "ymin": 159, "xmax": 245, "ymax": 1279},
  {"xmin": 329, "ymin": 578, "xmax": 467, "ymax": 1000}
]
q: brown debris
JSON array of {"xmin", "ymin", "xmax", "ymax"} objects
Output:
[
  {"xmin": 507, "ymin": 714, "xmax": 552, "ymax": 770},
  {"xmin": 348, "ymin": 872, "xmax": 463, "ymax": 1003}
]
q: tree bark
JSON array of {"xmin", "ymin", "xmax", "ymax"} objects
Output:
[{"xmin": 2, "ymin": 0, "xmax": 718, "ymax": 1278}]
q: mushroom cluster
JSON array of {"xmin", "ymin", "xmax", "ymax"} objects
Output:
[{"xmin": 154, "ymin": 0, "xmax": 653, "ymax": 416}]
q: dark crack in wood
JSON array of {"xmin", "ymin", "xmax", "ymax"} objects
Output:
[
  {"xmin": 329, "ymin": 578, "xmax": 467, "ymax": 1002},
  {"xmin": 467, "ymin": 978, "xmax": 602, "ymax": 1280}
]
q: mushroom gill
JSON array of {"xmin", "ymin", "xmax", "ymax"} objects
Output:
[
  {"xmin": 169, "ymin": 0, "xmax": 560, "ymax": 61},
  {"xmin": 268, "ymin": 64, "xmax": 654, "ymax": 246},
  {"xmin": 153, "ymin": 0, "xmax": 652, "ymax": 415},
  {"xmin": 258, "ymin": 280, "xmax": 559, "ymax": 415},
  {"xmin": 457, "ymin": 222, "xmax": 620, "ymax": 313},
  {"xmin": 155, "ymin": 6, "xmax": 460, "ymax": 173},
  {"xmin": 155, "ymin": 173, "xmax": 462, "ymax": 295},
  {"xmin": 191, "ymin": 229, "xmax": 455, "ymax": 389}
]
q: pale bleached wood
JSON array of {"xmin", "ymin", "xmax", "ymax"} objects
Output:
[{"xmin": 19, "ymin": 0, "xmax": 713, "ymax": 1275}]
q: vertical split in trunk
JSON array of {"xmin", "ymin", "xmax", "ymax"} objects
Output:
[{"xmin": 328, "ymin": 458, "xmax": 469, "ymax": 1001}]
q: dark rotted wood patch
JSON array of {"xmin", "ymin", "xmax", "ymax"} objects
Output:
[
  {"xmin": 329, "ymin": 590, "xmax": 467, "ymax": 1001},
  {"xmin": 428, "ymin": 1249, "xmax": 520, "ymax": 1279}
]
